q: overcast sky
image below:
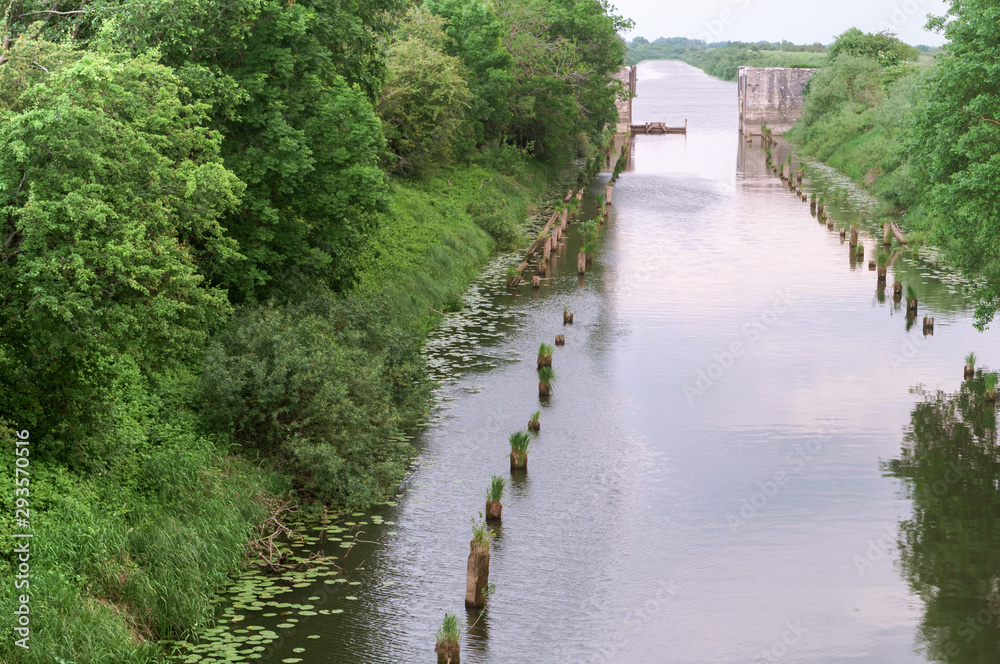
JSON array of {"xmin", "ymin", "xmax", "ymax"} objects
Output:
[{"xmin": 616, "ymin": 0, "xmax": 950, "ymax": 47}]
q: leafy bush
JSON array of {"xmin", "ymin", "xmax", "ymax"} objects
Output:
[{"xmin": 199, "ymin": 289, "xmax": 430, "ymax": 507}]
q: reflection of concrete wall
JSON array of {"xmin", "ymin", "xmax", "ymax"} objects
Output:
[
  {"xmin": 612, "ymin": 65, "xmax": 637, "ymax": 129},
  {"xmin": 738, "ymin": 67, "xmax": 818, "ymax": 135}
]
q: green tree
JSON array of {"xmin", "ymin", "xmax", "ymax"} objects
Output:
[
  {"xmin": 0, "ymin": 38, "xmax": 242, "ymax": 459},
  {"xmin": 497, "ymin": 0, "xmax": 631, "ymax": 160},
  {"xmin": 828, "ymin": 27, "xmax": 919, "ymax": 67},
  {"xmin": 89, "ymin": 0, "xmax": 394, "ymax": 300},
  {"xmin": 379, "ymin": 8, "xmax": 474, "ymax": 176},
  {"xmin": 423, "ymin": 0, "xmax": 513, "ymax": 144},
  {"xmin": 912, "ymin": 0, "xmax": 1000, "ymax": 329}
]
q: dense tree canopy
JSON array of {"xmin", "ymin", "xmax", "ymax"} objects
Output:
[{"xmin": 0, "ymin": 38, "xmax": 242, "ymax": 459}]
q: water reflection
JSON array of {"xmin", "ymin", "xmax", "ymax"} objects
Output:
[{"xmin": 884, "ymin": 381, "xmax": 1000, "ymax": 662}]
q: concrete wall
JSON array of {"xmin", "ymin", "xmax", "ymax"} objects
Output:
[
  {"xmin": 738, "ymin": 67, "xmax": 818, "ymax": 135},
  {"xmin": 612, "ymin": 65, "xmax": 637, "ymax": 130}
]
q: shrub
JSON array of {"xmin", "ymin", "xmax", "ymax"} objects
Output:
[{"xmin": 199, "ymin": 288, "xmax": 430, "ymax": 507}]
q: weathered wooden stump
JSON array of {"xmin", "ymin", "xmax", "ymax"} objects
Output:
[
  {"xmin": 893, "ymin": 282, "xmax": 903, "ymax": 302},
  {"xmin": 486, "ymin": 500, "xmax": 502, "ymax": 522},
  {"xmin": 436, "ymin": 640, "xmax": 460, "ymax": 664},
  {"xmin": 537, "ymin": 382, "xmax": 550, "ymax": 399},
  {"xmin": 528, "ymin": 419, "xmax": 540, "ymax": 432},
  {"xmin": 605, "ymin": 183, "xmax": 613, "ymax": 205},
  {"xmin": 537, "ymin": 353, "xmax": 552, "ymax": 369},
  {"xmin": 868, "ymin": 260, "xmax": 876, "ymax": 271},
  {"xmin": 840, "ymin": 227, "xmax": 846, "ymax": 241},
  {"xmin": 465, "ymin": 541, "xmax": 490, "ymax": 608},
  {"xmin": 923, "ymin": 316, "xmax": 934, "ymax": 335},
  {"xmin": 555, "ymin": 334, "xmax": 565, "ymax": 346},
  {"xmin": 510, "ymin": 449, "xmax": 528, "ymax": 470},
  {"xmin": 906, "ymin": 298, "xmax": 918, "ymax": 317},
  {"xmin": 577, "ymin": 252, "xmax": 586, "ymax": 276},
  {"xmin": 849, "ymin": 225, "xmax": 858, "ymax": 246},
  {"xmin": 965, "ymin": 365, "xmax": 975, "ymax": 380},
  {"xmin": 826, "ymin": 218, "xmax": 834, "ymax": 230},
  {"xmin": 532, "ymin": 276, "xmax": 540, "ymax": 289},
  {"xmin": 563, "ymin": 311, "xmax": 574, "ymax": 325}
]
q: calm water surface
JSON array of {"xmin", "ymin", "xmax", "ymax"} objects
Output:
[{"xmin": 211, "ymin": 60, "xmax": 1000, "ymax": 664}]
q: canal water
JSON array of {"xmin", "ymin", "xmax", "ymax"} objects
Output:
[{"xmin": 171, "ymin": 60, "xmax": 1000, "ymax": 664}]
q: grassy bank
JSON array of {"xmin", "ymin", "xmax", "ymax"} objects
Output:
[
  {"xmin": 357, "ymin": 147, "xmax": 555, "ymax": 333},
  {"xmin": 0, "ymin": 147, "xmax": 559, "ymax": 663},
  {"xmin": 785, "ymin": 56, "xmax": 935, "ymax": 242}
]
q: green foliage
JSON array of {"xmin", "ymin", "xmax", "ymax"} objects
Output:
[
  {"xmin": 966, "ymin": 351, "xmax": 977, "ymax": 367},
  {"xmin": 907, "ymin": 284, "xmax": 918, "ymax": 301},
  {"xmin": 498, "ymin": 0, "xmax": 631, "ymax": 160},
  {"xmin": 985, "ymin": 372, "xmax": 998, "ymax": 394},
  {"xmin": 911, "ymin": 0, "xmax": 1000, "ymax": 329},
  {"xmin": 877, "ymin": 250, "xmax": 889, "ymax": 267},
  {"xmin": 538, "ymin": 342, "xmax": 554, "ymax": 357},
  {"xmin": 423, "ymin": 0, "xmax": 513, "ymax": 143},
  {"xmin": 0, "ymin": 40, "xmax": 241, "ymax": 460},
  {"xmin": 379, "ymin": 8, "xmax": 474, "ymax": 176},
  {"xmin": 487, "ymin": 474, "xmax": 506, "ymax": 503},
  {"xmin": 856, "ymin": 243, "xmax": 865, "ymax": 256},
  {"xmin": 828, "ymin": 28, "xmax": 919, "ymax": 68},
  {"xmin": 471, "ymin": 512, "xmax": 492, "ymax": 544},
  {"xmin": 537, "ymin": 365, "xmax": 555, "ymax": 388},
  {"xmin": 529, "ymin": 410, "xmax": 540, "ymax": 423},
  {"xmin": 198, "ymin": 288, "xmax": 430, "ymax": 507},
  {"xmin": 436, "ymin": 612, "xmax": 460, "ymax": 644},
  {"xmin": 509, "ymin": 430, "xmax": 532, "ymax": 454},
  {"xmin": 101, "ymin": 0, "xmax": 393, "ymax": 301}
]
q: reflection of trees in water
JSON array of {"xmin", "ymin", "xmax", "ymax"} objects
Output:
[{"xmin": 883, "ymin": 381, "xmax": 1000, "ymax": 663}]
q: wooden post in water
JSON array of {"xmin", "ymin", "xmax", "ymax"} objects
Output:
[
  {"xmin": 840, "ymin": 227, "xmax": 846, "ymax": 241},
  {"xmin": 560, "ymin": 208, "xmax": 569, "ymax": 231},
  {"xmin": 923, "ymin": 317, "xmax": 934, "ymax": 335},
  {"xmin": 849, "ymin": 225, "xmax": 858, "ymax": 247},
  {"xmin": 577, "ymin": 252, "xmax": 586, "ymax": 276},
  {"xmin": 465, "ymin": 540, "xmax": 490, "ymax": 608},
  {"xmin": 543, "ymin": 237, "xmax": 552, "ymax": 263},
  {"xmin": 532, "ymin": 275, "xmax": 540, "ymax": 289},
  {"xmin": 883, "ymin": 223, "xmax": 891, "ymax": 246},
  {"xmin": 605, "ymin": 183, "xmax": 613, "ymax": 206}
]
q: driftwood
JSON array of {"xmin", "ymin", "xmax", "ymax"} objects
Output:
[
  {"xmin": 524, "ymin": 211, "xmax": 560, "ymax": 261},
  {"xmin": 889, "ymin": 221, "xmax": 908, "ymax": 245}
]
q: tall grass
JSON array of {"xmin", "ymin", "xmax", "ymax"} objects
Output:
[
  {"xmin": 436, "ymin": 613, "xmax": 460, "ymax": 645},
  {"xmin": 487, "ymin": 474, "xmax": 506, "ymax": 503},
  {"xmin": 537, "ymin": 366, "xmax": 555, "ymax": 388},
  {"xmin": 509, "ymin": 430, "xmax": 532, "ymax": 454},
  {"xmin": 966, "ymin": 352, "xmax": 977, "ymax": 367}
]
